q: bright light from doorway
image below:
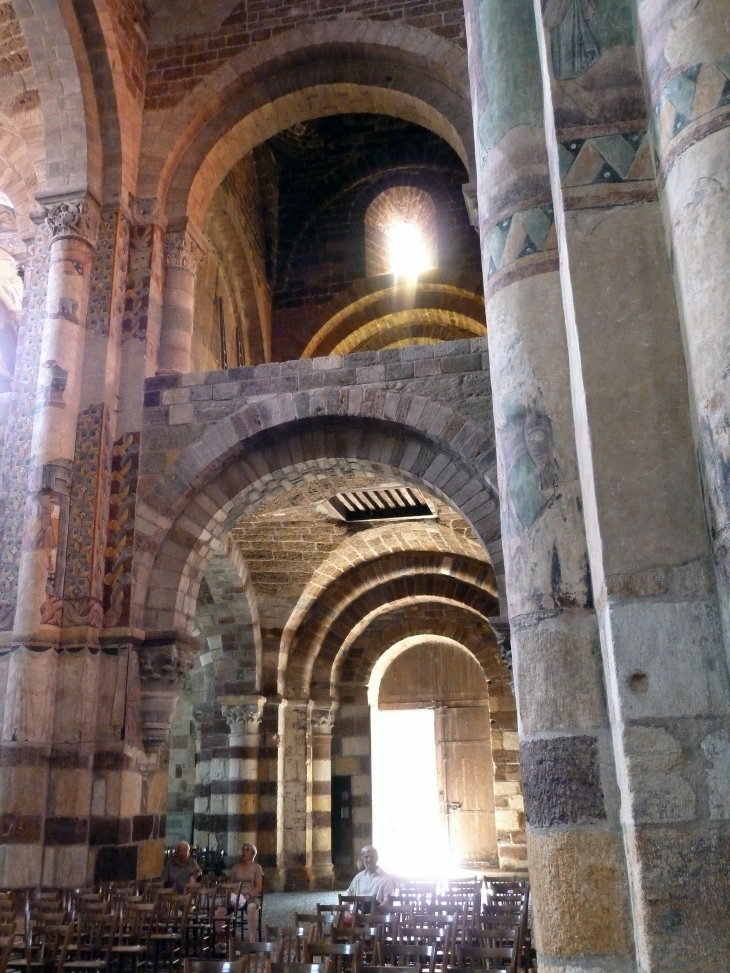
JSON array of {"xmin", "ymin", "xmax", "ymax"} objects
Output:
[
  {"xmin": 371, "ymin": 707, "xmax": 456, "ymax": 878},
  {"xmin": 387, "ymin": 221, "xmax": 432, "ymax": 281}
]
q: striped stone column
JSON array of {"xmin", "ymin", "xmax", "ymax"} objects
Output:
[
  {"xmin": 533, "ymin": 0, "xmax": 730, "ymax": 968},
  {"xmin": 158, "ymin": 225, "xmax": 204, "ymax": 374},
  {"xmin": 463, "ymin": 2, "xmax": 633, "ymax": 969},
  {"xmin": 220, "ymin": 695, "xmax": 266, "ymax": 857},
  {"xmin": 308, "ymin": 701, "xmax": 337, "ymax": 889}
]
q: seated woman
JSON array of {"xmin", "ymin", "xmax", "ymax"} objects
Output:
[{"xmin": 227, "ymin": 842, "xmax": 264, "ymax": 941}]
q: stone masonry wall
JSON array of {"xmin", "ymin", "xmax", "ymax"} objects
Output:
[
  {"xmin": 144, "ymin": 0, "xmax": 466, "ymax": 110},
  {"xmin": 141, "ymin": 337, "xmax": 493, "ymax": 480}
]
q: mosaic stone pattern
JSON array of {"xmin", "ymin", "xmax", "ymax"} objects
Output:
[
  {"xmin": 0, "ymin": 230, "xmax": 52, "ymax": 628},
  {"xmin": 559, "ymin": 130, "xmax": 654, "ymax": 187},
  {"xmin": 484, "ymin": 204, "xmax": 557, "ymax": 280},
  {"xmin": 63, "ymin": 404, "xmax": 112, "ymax": 618},
  {"xmin": 87, "ymin": 211, "xmax": 130, "ymax": 338},
  {"xmin": 103, "ymin": 431, "xmax": 140, "ymax": 627},
  {"xmin": 122, "ymin": 223, "xmax": 153, "ymax": 342}
]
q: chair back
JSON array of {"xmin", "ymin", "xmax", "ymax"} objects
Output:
[
  {"xmin": 379, "ymin": 942, "xmax": 436, "ymax": 973},
  {"xmin": 456, "ymin": 944, "xmax": 513, "ymax": 972},
  {"xmin": 304, "ymin": 940, "xmax": 361, "ymax": 973},
  {"xmin": 270, "ymin": 965, "xmax": 324, "ymax": 973},
  {"xmin": 184, "ymin": 961, "xmax": 246, "ymax": 973}
]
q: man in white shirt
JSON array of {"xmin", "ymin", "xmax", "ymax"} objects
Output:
[{"xmin": 346, "ymin": 845, "xmax": 394, "ymax": 909}]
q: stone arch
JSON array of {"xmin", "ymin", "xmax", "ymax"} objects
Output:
[
  {"xmin": 283, "ymin": 552, "xmax": 498, "ymax": 697},
  {"xmin": 135, "ymin": 389, "xmax": 502, "ymax": 637},
  {"xmin": 300, "ymin": 273, "xmax": 486, "ymax": 359},
  {"xmin": 138, "ymin": 21, "xmax": 473, "ymax": 226},
  {"xmin": 15, "ymin": 1, "xmax": 103, "ymax": 200},
  {"xmin": 192, "ymin": 540, "xmax": 262, "ymax": 701},
  {"xmin": 281, "ymin": 519, "xmax": 488, "ymax": 652},
  {"xmin": 367, "ymin": 633, "xmax": 483, "ymax": 705},
  {"xmin": 0, "ymin": 125, "xmax": 38, "ymax": 240}
]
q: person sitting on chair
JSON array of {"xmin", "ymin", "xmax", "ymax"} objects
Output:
[
  {"xmin": 346, "ymin": 845, "xmax": 394, "ymax": 911},
  {"xmin": 228, "ymin": 842, "xmax": 264, "ymax": 941},
  {"xmin": 162, "ymin": 841, "xmax": 202, "ymax": 893}
]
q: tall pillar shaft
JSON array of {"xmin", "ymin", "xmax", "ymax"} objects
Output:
[
  {"xmin": 276, "ymin": 699, "xmax": 309, "ymax": 890},
  {"xmin": 635, "ymin": 0, "xmax": 730, "ymax": 658},
  {"xmin": 463, "ymin": 2, "xmax": 634, "ymax": 969},
  {"xmin": 308, "ymin": 702, "xmax": 336, "ymax": 889},
  {"xmin": 533, "ymin": 0, "xmax": 730, "ymax": 968},
  {"xmin": 158, "ymin": 227, "xmax": 204, "ymax": 375},
  {"xmin": 220, "ymin": 696, "xmax": 266, "ymax": 857}
]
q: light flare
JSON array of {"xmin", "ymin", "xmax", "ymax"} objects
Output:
[{"xmin": 387, "ymin": 221, "xmax": 432, "ymax": 281}]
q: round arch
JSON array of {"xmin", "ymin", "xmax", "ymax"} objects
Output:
[
  {"xmin": 137, "ymin": 21, "xmax": 473, "ymax": 226},
  {"xmin": 135, "ymin": 389, "xmax": 503, "ymax": 638},
  {"xmin": 367, "ymin": 633, "xmax": 480, "ymax": 706}
]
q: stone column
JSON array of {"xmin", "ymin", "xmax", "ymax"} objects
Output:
[
  {"xmin": 276, "ymin": 698, "xmax": 309, "ymax": 890},
  {"xmin": 463, "ymin": 2, "xmax": 634, "ymax": 970},
  {"xmin": 532, "ymin": 0, "xmax": 730, "ymax": 968},
  {"xmin": 634, "ymin": 1, "xmax": 730, "ymax": 657},
  {"xmin": 220, "ymin": 695, "xmax": 266, "ymax": 857},
  {"xmin": 308, "ymin": 701, "xmax": 336, "ymax": 889},
  {"xmin": 0, "ymin": 194, "xmax": 99, "ymax": 888},
  {"xmin": 157, "ymin": 224, "xmax": 204, "ymax": 374}
]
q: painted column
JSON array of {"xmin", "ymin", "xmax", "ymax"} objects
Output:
[
  {"xmin": 533, "ymin": 0, "xmax": 730, "ymax": 968},
  {"xmin": 158, "ymin": 225, "xmax": 204, "ymax": 375},
  {"xmin": 463, "ymin": 2, "xmax": 634, "ymax": 970},
  {"xmin": 220, "ymin": 695, "xmax": 266, "ymax": 857},
  {"xmin": 276, "ymin": 698, "xmax": 309, "ymax": 890},
  {"xmin": 308, "ymin": 701, "xmax": 337, "ymax": 889},
  {"xmin": 0, "ymin": 194, "xmax": 99, "ymax": 888},
  {"xmin": 634, "ymin": 0, "xmax": 730, "ymax": 658}
]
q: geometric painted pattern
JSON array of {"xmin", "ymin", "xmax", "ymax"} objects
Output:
[
  {"xmin": 559, "ymin": 130, "xmax": 654, "ymax": 187},
  {"xmin": 483, "ymin": 204, "xmax": 556, "ymax": 279},
  {"xmin": 103, "ymin": 431, "xmax": 140, "ymax": 628},
  {"xmin": 653, "ymin": 56, "xmax": 730, "ymax": 160}
]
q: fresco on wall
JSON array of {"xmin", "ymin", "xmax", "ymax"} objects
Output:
[{"xmin": 540, "ymin": 0, "xmax": 645, "ymax": 129}]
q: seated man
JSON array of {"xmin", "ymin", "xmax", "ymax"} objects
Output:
[
  {"xmin": 162, "ymin": 840, "xmax": 202, "ymax": 893},
  {"xmin": 347, "ymin": 845, "xmax": 394, "ymax": 910}
]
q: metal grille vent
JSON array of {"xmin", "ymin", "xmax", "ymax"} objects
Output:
[{"xmin": 325, "ymin": 486, "xmax": 435, "ymax": 523}]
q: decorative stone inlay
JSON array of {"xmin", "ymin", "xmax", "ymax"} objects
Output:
[
  {"xmin": 39, "ymin": 194, "xmax": 101, "ymax": 247},
  {"xmin": 164, "ymin": 229, "xmax": 204, "ymax": 273},
  {"xmin": 220, "ymin": 694, "xmax": 266, "ymax": 733},
  {"xmin": 521, "ymin": 735, "xmax": 606, "ymax": 828},
  {"xmin": 310, "ymin": 702, "xmax": 337, "ymax": 734}
]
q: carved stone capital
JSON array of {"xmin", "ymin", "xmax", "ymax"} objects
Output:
[
  {"xmin": 219, "ymin": 695, "xmax": 266, "ymax": 734},
  {"xmin": 310, "ymin": 701, "xmax": 338, "ymax": 734},
  {"xmin": 37, "ymin": 193, "xmax": 101, "ymax": 247},
  {"xmin": 164, "ymin": 229, "xmax": 204, "ymax": 274},
  {"xmin": 130, "ymin": 196, "xmax": 166, "ymax": 228}
]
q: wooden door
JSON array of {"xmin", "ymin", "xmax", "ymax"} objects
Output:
[{"xmin": 435, "ymin": 704, "xmax": 498, "ymax": 867}]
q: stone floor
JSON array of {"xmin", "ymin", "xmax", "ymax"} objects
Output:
[{"xmin": 261, "ymin": 889, "xmax": 344, "ymax": 931}]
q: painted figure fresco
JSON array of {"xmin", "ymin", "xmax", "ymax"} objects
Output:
[{"xmin": 543, "ymin": 0, "xmax": 600, "ymax": 80}]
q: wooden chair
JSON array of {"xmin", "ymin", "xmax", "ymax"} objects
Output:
[
  {"xmin": 270, "ymin": 964, "xmax": 324, "ymax": 973},
  {"xmin": 265, "ymin": 928, "xmax": 307, "ymax": 964},
  {"xmin": 304, "ymin": 941, "xmax": 361, "ymax": 973},
  {"xmin": 331, "ymin": 927, "xmax": 381, "ymax": 965},
  {"xmin": 60, "ymin": 913, "xmax": 118, "ymax": 973},
  {"xmin": 11, "ymin": 921, "xmax": 68, "ymax": 973},
  {"xmin": 183, "ymin": 961, "xmax": 245, "ymax": 973},
  {"xmin": 376, "ymin": 943, "xmax": 435, "ymax": 973},
  {"xmin": 293, "ymin": 917, "xmax": 325, "ymax": 943},
  {"xmin": 0, "ymin": 928, "xmax": 18, "ymax": 973},
  {"xmin": 230, "ymin": 941, "xmax": 278, "ymax": 973},
  {"xmin": 337, "ymin": 897, "xmax": 375, "ymax": 918},
  {"xmin": 111, "ymin": 903, "xmax": 156, "ymax": 973},
  {"xmin": 148, "ymin": 894, "xmax": 191, "ymax": 973},
  {"xmin": 456, "ymin": 945, "xmax": 513, "ymax": 973}
]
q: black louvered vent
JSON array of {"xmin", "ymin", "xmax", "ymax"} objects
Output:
[{"xmin": 326, "ymin": 486, "xmax": 435, "ymax": 522}]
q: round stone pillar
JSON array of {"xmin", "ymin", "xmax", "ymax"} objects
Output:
[
  {"xmin": 463, "ymin": 2, "xmax": 634, "ymax": 970},
  {"xmin": 276, "ymin": 699, "xmax": 309, "ymax": 890},
  {"xmin": 308, "ymin": 701, "xmax": 337, "ymax": 889},
  {"xmin": 158, "ymin": 226, "xmax": 204, "ymax": 374},
  {"xmin": 220, "ymin": 695, "xmax": 266, "ymax": 858},
  {"xmin": 636, "ymin": 0, "xmax": 730, "ymax": 651}
]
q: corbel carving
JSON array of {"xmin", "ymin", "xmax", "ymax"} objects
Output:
[
  {"xmin": 38, "ymin": 193, "xmax": 101, "ymax": 247},
  {"xmin": 310, "ymin": 701, "xmax": 338, "ymax": 734},
  {"xmin": 137, "ymin": 632, "xmax": 200, "ymax": 752},
  {"xmin": 490, "ymin": 618, "xmax": 513, "ymax": 674}
]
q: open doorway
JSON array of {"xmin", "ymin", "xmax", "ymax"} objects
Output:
[{"xmin": 369, "ymin": 638, "xmax": 499, "ymax": 878}]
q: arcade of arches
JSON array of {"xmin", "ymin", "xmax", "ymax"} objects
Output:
[{"xmin": 0, "ymin": 1, "xmax": 727, "ymax": 971}]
